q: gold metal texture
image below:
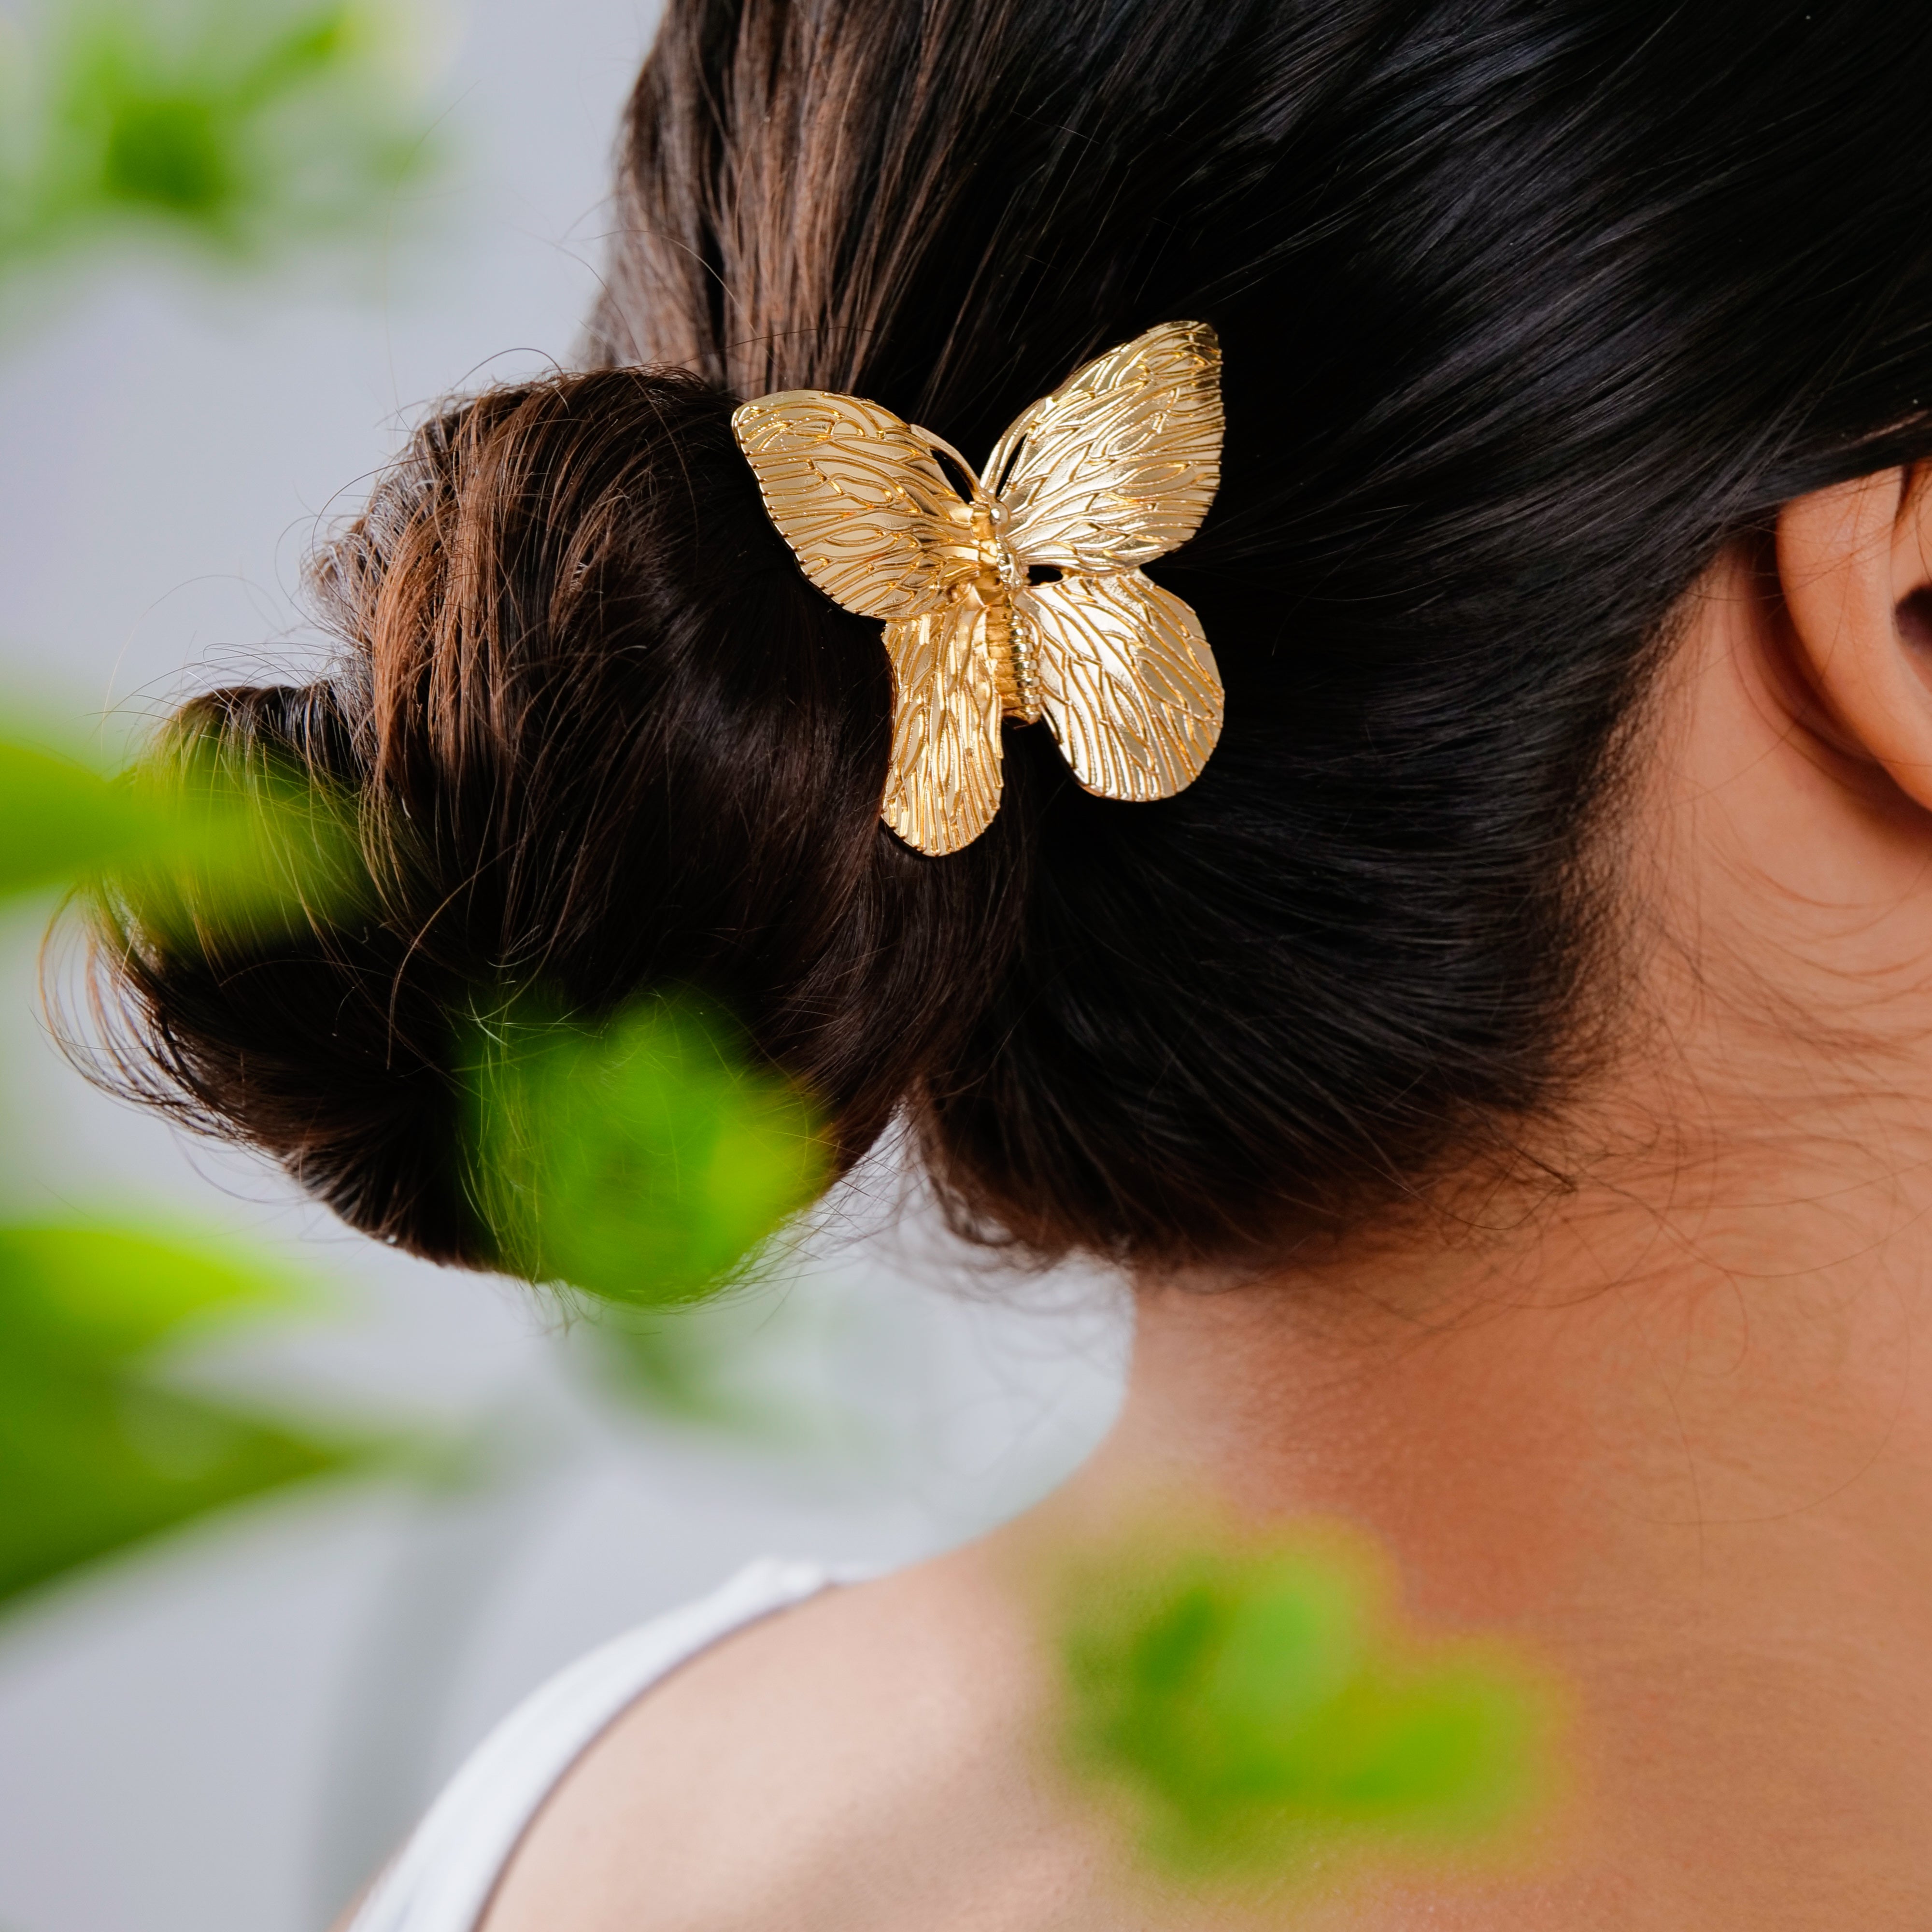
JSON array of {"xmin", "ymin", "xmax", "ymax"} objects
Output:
[
  {"xmin": 729, "ymin": 392, "xmax": 979, "ymax": 620},
  {"xmin": 731, "ymin": 320, "xmax": 1225, "ymax": 856},
  {"xmin": 881, "ymin": 604, "xmax": 1003, "ymax": 856},
  {"xmin": 1019, "ymin": 570, "xmax": 1222, "ymax": 803},
  {"xmin": 981, "ymin": 318, "xmax": 1222, "ymax": 573}
]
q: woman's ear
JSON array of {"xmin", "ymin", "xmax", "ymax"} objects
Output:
[{"xmin": 1777, "ymin": 465, "xmax": 1932, "ymax": 808}]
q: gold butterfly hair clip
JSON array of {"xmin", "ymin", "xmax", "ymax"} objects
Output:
[{"xmin": 730, "ymin": 320, "xmax": 1225, "ymax": 856}]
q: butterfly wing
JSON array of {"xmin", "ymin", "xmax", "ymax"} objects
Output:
[
  {"xmin": 881, "ymin": 603, "xmax": 1005, "ymax": 855},
  {"xmin": 1017, "ymin": 571, "xmax": 1222, "ymax": 801},
  {"xmin": 732, "ymin": 392, "xmax": 978, "ymax": 620},
  {"xmin": 983, "ymin": 321, "xmax": 1222, "ymax": 575}
]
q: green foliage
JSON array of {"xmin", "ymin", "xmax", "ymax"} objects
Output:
[
  {"xmin": 468, "ymin": 997, "xmax": 830, "ymax": 1309},
  {"xmin": 0, "ymin": 0, "xmax": 440, "ymax": 278},
  {"xmin": 119, "ymin": 726, "xmax": 366, "ymax": 942},
  {"xmin": 0, "ymin": 0, "xmax": 447, "ymax": 1615},
  {"xmin": 0, "ymin": 735, "xmax": 152, "ymax": 899},
  {"xmin": 0, "ymin": 726, "xmax": 362, "ymax": 935},
  {"xmin": 0, "ymin": 725, "xmax": 375, "ymax": 1609},
  {"xmin": 0, "ymin": 1222, "xmax": 365, "ymax": 1605},
  {"xmin": 0, "ymin": 707, "xmax": 832, "ymax": 1614},
  {"xmin": 1061, "ymin": 1529, "xmax": 1554, "ymax": 1885}
]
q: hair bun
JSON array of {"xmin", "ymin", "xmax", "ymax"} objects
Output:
[
  {"xmin": 87, "ymin": 368, "xmax": 1028, "ymax": 1266},
  {"xmin": 87, "ymin": 0, "xmax": 1932, "ymax": 1274}
]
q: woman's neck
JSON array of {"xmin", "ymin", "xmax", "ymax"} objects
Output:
[{"xmin": 1026, "ymin": 1136, "xmax": 1932, "ymax": 1924}]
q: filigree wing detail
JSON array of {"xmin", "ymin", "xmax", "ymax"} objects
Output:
[
  {"xmin": 1018, "ymin": 571, "xmax": 1223, "ymax": 801},
  {"xmin": 881, "ymin": 602, "xmax": 1004, "ymax": 855},
  {"xmin": 732, "ymin": 392, "xmax": 979, "ymax": 620},
  {"xmin": 982, "ymin": 321, "xmax": 1222, "ymax": 575}
]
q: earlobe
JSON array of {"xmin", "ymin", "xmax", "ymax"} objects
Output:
[{"xmin": 1776, "ymin": 466, "xmax": 1932, "ymax": 810}]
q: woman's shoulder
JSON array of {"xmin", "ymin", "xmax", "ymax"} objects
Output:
[
  {"xmin": 430, "ymin": 1538, "xmax": 1545, "ymax": 1932},
  {"xmin": 478, "ymin": 1546, "xmax": 1100, "ymax": 1932}
]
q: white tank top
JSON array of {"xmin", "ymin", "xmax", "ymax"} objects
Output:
[{"xmin": 349, "ymin": 1556, "xmax": 863, "ymax": 1932}]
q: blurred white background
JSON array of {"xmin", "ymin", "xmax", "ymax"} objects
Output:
[{"xmin": 0, "ymin": 4, "xmax": 1129, "ymax": 1927}]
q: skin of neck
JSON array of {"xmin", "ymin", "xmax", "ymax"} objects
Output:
[{"xmin": 1019, "ymin": 480, "xmax": 1932, "ymax": 1923}]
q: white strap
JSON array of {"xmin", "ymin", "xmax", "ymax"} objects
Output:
[{"xmin": 351, "ymin": 1556, "xmax": 856, "ymax": 1932}]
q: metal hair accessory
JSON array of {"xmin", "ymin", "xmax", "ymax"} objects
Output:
[{"xmin": 730, "ymin": 320, "xmax": 1225, "ymax": 856}]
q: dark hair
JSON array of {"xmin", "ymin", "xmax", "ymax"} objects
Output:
[{"xmin": 85, "ymin": 0, "xmax": 1932, "ymax": 1274}]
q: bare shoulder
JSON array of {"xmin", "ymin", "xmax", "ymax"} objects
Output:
[
  {"xmin": 475, "ymin": 1541, "xmax": 1571, "ymax": 1932},
  {"xmin": 479, "ymin": 1546, "xmax": 1106, "ymax": 1932}
]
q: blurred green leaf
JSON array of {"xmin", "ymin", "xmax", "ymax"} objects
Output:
[
  {"xmin": 0, "ymin": 0, "xmax": 449, "ymax": 1617},
  {"xmin": 468, "ymin": 998, "xmax": 830, "ymax": 1309},
  {"xmin": 0, "ymin": 737, "xmax": 153, "ymax": 898},
  {"xmin": 115, "ymin": 727, "xmax": 368, "ymax": 943},
  {"xmin": 103, "ymin": 93, "xmax": 231, "ymax": 213},
  {"xmin": 1061, "ymin": 1528, "xmax": 1556, "ymax": 1884},
  {"xmin": 0, "ymin": 0, "xmax": 442, "ymax": 278},
  {"xmin": 0, "ymin": 727, "xmax": 364, "ymax": 950},
  {"xmin": 0, "ymin": 1223, "xmax": 369, "ymax": 1606}
]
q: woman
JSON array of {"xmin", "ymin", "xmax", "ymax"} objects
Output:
[{"xmin": 94, "ymin": 0, "xmax": 1932, "ymax": 1924}]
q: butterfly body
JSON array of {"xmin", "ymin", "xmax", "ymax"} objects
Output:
[
  {"xmin": 950, "ymin": 494, "xmax": 1038, "ymax": 726},
  {"xmin": 732, "ymin": 320, "xmax": 1224, "ymax": 855}
]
